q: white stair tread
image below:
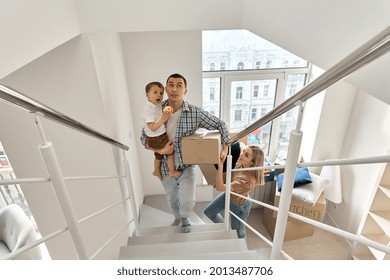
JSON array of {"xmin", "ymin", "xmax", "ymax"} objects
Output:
[
  {"xmin": 128, "ymin": 229, "xmax": 238, "ymax": 246},
  {"xmin": 119, "ymin": 238, "xmax": 248, "ymax": 259},
  {"xmin": 140, "ymin": 204, "xmax": 205, "ymax": 227},
  {"xmin": 135, "ymin": 250, "xmax": 260, "ymax": 260},
  {"xmin": 369, "ymin": 211, "xmax": 390, "ymax": 234},
  {"xmin": 140, "ymin": 223, "xmax": 226, "ymax": 236},
  {"xmin": 139, "ymin": 204, "xmax": 174, "ymax": 227}
]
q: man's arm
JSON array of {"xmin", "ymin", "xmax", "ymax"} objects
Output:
[{"xmin": 198, "ymin": 107, "xmax": 230, "ymax": 143}]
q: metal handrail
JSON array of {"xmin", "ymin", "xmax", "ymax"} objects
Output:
[
  {"xmin": 0, "ymin": 84, "xmax": 129, "ymax": 151},
  {"xmin": 228, "ymin": 25, "xmax": 390, "ymax": 144}
]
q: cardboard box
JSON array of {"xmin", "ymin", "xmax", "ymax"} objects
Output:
[
  {"xmin": 199, "ymin": 164, "xmax": 217, "ymax": 186},
  {"xmin": 182, "ymin": 130, "xmax": 221, "ymax": 164},
  {"xmin": 199, "ymin": 164, "xmax": 229, "ymax": 186},
  {"xmin": 273, "ymin": 153, "xmax": 305, "ymax": 176},
  {"xmin": 273, "ymin": 191, "xmax": 326, "ymax": 223},
  {"xmin": 262, "ymin": 191, "xmax": 326, "ymax": 241},
  {"xmin": 262, "ymin": 206, "xmax": 315, "ymax": 241}
]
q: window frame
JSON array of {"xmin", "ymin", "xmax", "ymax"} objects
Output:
[{"xmin": 203, "ymin": 67, "xmax": 310, "ymax": 157}]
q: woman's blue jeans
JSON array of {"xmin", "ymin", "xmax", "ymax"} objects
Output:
[{"xmin": 204, "ymin": 192, "xmax": 251, "ymax": 238}]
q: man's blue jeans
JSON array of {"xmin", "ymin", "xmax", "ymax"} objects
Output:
[
  {"xmin": 204, "ymin": 192, "xmax": 251, "ymax": 238},
  {"xmin": 161, "ymin": 166, "xmax": 196, "ymax": 220}
]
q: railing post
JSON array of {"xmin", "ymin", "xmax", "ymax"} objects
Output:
[
  {"xmin": 224, "ymin": 153, "xmax": 233, "ymax": 231},
  {"xmin": 271, "ymin": 102, "xmax": 304, "ymax": 259},
  {"xmin": 122, "ymin": 151, "xmax": 141, "ymax": 236},
  {"xmin": 35, "ymin": 114, "xmax": 88, "ymax": 259}
]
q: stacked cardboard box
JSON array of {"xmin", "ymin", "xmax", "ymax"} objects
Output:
[{"xmin": 263, "ymin": 187, "xmax": 326, "ymax": 241}]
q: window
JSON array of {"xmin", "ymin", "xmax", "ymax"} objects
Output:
[
  {"xmin": 289, "ymin": 83, "xmax": 297, "ymax": 97},
  {"xmin": 202, "ymin": 29, "xmax": 307, "ymax": 71},
  {"xmin": 202, "ymin": 77, "xmax": 221, "ymax": 118},
  {"xmin": 235, "ymin": 110, "xmax": 242, "ymax": 121},
  {"xmin": 0, "ymin": 141, "xmax": 35, "ymax": 220},
  {"xmin": 251, "ymin": 108, "xmax": 257, "ymax": 120},
  {"xmin": 263, "ymin": 85, "xmax": 269, "ymax": 97},
  {"xmin": 236, "ymin": 86, "xmax": 243, "ymax": 99},
  {"xmin": 253, "ymin": 85, "xmax": 259, "ymax": 97},
  {"xmin": 210, "ymin": 87, "xmax": 215, "ymax": 101},
  {"xmin": 202, "ymin": 29, "xmax": 312, "ymax": 157}
]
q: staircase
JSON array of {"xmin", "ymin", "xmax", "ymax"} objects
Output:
[{"xmin": 118, "ymin": 192, "xmax": 261, "ymax": 260}]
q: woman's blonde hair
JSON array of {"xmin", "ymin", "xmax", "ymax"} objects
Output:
[
  {"xmin": 247, "ymin": 144, "xmax": 265, "ymax": 185},
  {"xmin": 235, "ymin": 144, "xmax": 265, "ymax": 185}
]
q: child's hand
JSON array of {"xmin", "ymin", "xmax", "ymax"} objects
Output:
[{"xmin": 161, "ymin": 110, "xmax": 172, "ymax": 122}]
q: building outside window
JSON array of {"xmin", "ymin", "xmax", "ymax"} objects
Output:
[
  {"xmin": 236, "ymin": 86, "xmax": 243, "ymax": 99},
  {"xmin": 235, "ymin": 110, "xmax": 242, "ymax": 122},
  {"xmin": 0, "ymin": 141, "xmax": 35, "ymax": 223},
  {"xmin": 253, "ymin": 85, "xmax": 259, "ymax": 98},
  {"xmin": 263, "ymin": 84, "xmax": 269, "ymax": 97},
  {"xmin": 210, "ymin": 87, "xmax": 215, "ymax": 101},
  {"xmin": 251, "ymin": 108, "xmax": 257, "ymax": 120},
  {"xmin": 202, "ymin": 77, "xmax": 221, "ymax": 118},
  {"xmin": 202, "ymin": 29, "xmax": 312, "ymax": 158}
]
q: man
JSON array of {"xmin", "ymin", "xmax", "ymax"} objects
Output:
[{"xmin": 141, "ymin": 73, "xmax": 230, "ymax": 233}]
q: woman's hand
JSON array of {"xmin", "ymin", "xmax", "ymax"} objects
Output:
[{"xmin": 219, "ymin": 143, "xmax": 228, "ymax": 167}]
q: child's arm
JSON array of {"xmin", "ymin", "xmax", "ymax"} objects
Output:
[{"xmin": 147, "ymin": 111, "xmax": 171, "ymax": 132}]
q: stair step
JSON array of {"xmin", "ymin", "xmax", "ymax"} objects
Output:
[
  {"xmin": 137, "ymin": 250, "xmax": 260, "ymax": 260},
  {"xmin": 128, "ymin": 229, "xmax": 238, "ymax": 246},
  {"xmin": 140, "ymin": 204, "xmax": 205, "ymax": 227},
  {"xmin": 139, "ymin": 204, "xmax": 174, "ymax": 227},
  {"xmin": 119, "ymin": 238, "xmax": 249, "ymax": 259},
  {"xmin": 140, "ymin": 223, "xmax": 226, "ymax": 236}
]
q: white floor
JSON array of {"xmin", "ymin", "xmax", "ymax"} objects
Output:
[{"xmin": 246, "ymin": 208, "xmax": 351, "ymax": 260}]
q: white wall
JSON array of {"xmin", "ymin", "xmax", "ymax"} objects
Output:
[
  {"xmin": 0, "ymin": 0, "xmax": 80, "ymax": 78},
  {"xmin": 310, "ymin": 82, "xmax": 357, "ymax": 164},
  {"xmin": 332, "ymin": 92, "xmax": 390, "ymax": 234},
  {"xmin": 88, "ymin": 33, "xmax": 144, "ymax": 212},
  {"xmin": 120, "ymin": 30, "xmax": 203, "ymax": 196},
  {"xmin": 76, "ymin": 0, "xmax": 243, "ymax": 33},
  {"xmin": 0, "ymin": 35, "xmax": 128, "ymax": 259}
]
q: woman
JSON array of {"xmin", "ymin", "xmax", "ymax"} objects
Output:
[{"xmin": 204, "ymin": 143, "xmax": 265, "ymax": 239}]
